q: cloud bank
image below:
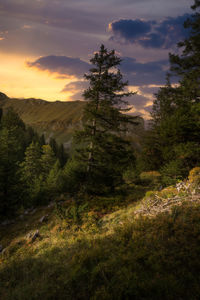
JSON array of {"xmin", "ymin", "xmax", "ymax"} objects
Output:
[
  {"xmin": 109, "ymin": 14, "xmax": 190, "ymax": 48},
  {"xmin": 120, "ymin": 57, "xmax": 169, "ymax": 85},
  {"xmin": 27, "ymin": 55, "xmax": 90, "ymax": 78},
  {"xmin": 26, "ymin": 54, "xmax": 176, "ymax": 117}
]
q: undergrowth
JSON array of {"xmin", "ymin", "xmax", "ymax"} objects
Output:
[{"xmin": 1, "ymin": 200, "xmax": 200, "ymax": 299}]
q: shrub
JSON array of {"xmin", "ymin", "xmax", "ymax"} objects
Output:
[
  {"xmin": 188, "ymin": 167, "xmax": 200, "ymax": 190},
  {"xmin": 159, "ymin": 186, "xmax": 177, "ymax": 199},
  {"xmin": 140, "ymin": 171, "xmax": 161, "ymax": 186},
  {"xmin": 160, "ymin": 160, "xmax": 184, "ymax": 186}
]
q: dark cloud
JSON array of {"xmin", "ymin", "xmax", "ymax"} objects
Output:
[
  {"xmin": 109, "ymin": 14, "xmax": 190, "ymax": 49},
  {"xmin": 109, "ymin": 19, "xmax": 153, "ymax": 41},
  {"xmin": 27, "ymin": 55, "xmax": 90, "ymax": 78},
  {"xmin": 0, "ymin": 0, "xmax": 192, "ymax": 58},
  {"xmin": 120, "ymin": 57, "xmax": 169, "ymax": 85},
  {"xmin": 27, "ymin": 54, "xmax": 170, "ymax": 91}
]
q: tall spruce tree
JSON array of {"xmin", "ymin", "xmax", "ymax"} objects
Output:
[
  {"xmin": 71, "ymin": 44, "xmax": 137, "ymax": 195},
  {"xmin": 169, "ymin": 1, "xmax": 200, "ymax": 102},
  {"xmin": 146, "ymin": 1, "xmax": 200, "ymax": 182}
]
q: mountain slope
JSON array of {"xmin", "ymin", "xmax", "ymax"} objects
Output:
[
  {"xmin": 0, "ymin": 93, "xmax": 85, "ymax": 146},
  {"xmin": 0, "ymin": 92, "xmax": 144, "ymax": 147}
]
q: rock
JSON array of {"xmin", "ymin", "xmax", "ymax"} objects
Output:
[
  {"xmin": 39, "ymin": 215, "xmax": 48, "ymax": 223},
  {"xmin": 26, "ymin": 232, "xmax": 33, "ymax": 239},
  {"xmin": 31, "ymin": 230, "xmax": 40, "ymax": 242},
  {"xmin": 26, "ymin": 230, "xmax": 40, "ymax": 242}
]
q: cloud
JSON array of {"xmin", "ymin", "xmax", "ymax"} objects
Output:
[
  {"xmin": 144, "ymin": 105, "xmax": 153, "ymax": 113},
  {"xmin": 127, "ymin": 94, "xmax": 153, "ymax": 119},
  {"xmin": 140, "ymin": 86, "xmax": 160, "ymax": 95},
  {"xmin": 129, "ymin": 94, "xmax": 150, "ymax": 109},
  {"xmin": 61, "ymin": 80, "xmax": 88, "ymax": 100},
  {"xmin": 27, "ymin": 54, "xmax": 169, "ymax": 86},
  {"xmin": 27, "ymin": 55, "xmax": 90, "ymax": 78},
  {"xmin": 27, "ymin": 54, "xmax": 170, "ymax": 101},
  {"xmin": 0, "ymin": 0, "xmax": 107, "ymax": 34},
  {"xmin": 109, "ymin": 14, "xmax": 190, "ymax": 49},
  {"xmin": 109, "ymin": 19, "xmax": 153, "ymax": 41},
  {"xmin": 120, "ymin": 57, "xmax": 169, "ymax": 85}
]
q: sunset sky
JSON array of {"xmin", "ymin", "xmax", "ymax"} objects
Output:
[{"xmin": 0, "ymin": 0, "xmax": 193, "ymax": 118}]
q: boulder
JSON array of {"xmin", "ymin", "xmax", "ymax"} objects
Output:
[
  {"xmin": 39, "ymin": 215, "xmax": 48, "ymax": 223},
  {"xmin": 26, "ymin": 230, "xmax": 40, "ymax": 242}
]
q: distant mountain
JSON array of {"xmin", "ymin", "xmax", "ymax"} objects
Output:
[{"xmin": 0, "ymin": 93, "xmax": 144, "ymax": 148}]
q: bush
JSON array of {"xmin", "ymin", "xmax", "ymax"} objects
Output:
[
  {"xmin": 62, "ymin": 158, "xmax": 86, "ymax": 196},
  {"xmin": 140, "ymin": 171, "xmax": 161, "ymax": 186},
  {"xmin": 188, "ymin": 167, "xmax": 200, "ymax": 190},
  {"xmin": 160, "ymin": 160, "xmax": 184, "ymax": 186}
]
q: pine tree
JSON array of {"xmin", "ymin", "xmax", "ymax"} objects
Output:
[
  {"xmin": 20, "ymin": 142, "xmax": 42, "ymax": 188},
  {"xmin": 0, "ymin": 127, "xmax": 23, "ymax": 214},
  {"xmin": 40, "ymin": 145, "xmax": 56, "ymax": 180},
  {"xmin": 20, "ymin": 142, "xmax": 43, "ymax": 205},
  {"xmin": 57, "ymin": 143, "xmax": 68, "ymax": 167},
  {"xmin": 46, "ymin": 160, "xmax": 62, "ymax": 196},
  {"xmin": 146, "ymin": 1, "xmax": 200, "ymax": 181},
  {"xmin": 72, "ymin": 44, "xmax": 137, "ymax": 195},
  {"xmin": 169, "ymin": 1, "xmax": 200, "ymax": 102},
  {"xmin": 0, "ymin": 110, "xmax": 27, "ymax": 214}
]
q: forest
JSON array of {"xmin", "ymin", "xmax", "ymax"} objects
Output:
[
  {"xmin": 0, "ymin": 1, "xmax": 200, "ymax": 299},
  {"xmin": 0, "ymin": 1, "xmax": 199, "ymax": 217}
]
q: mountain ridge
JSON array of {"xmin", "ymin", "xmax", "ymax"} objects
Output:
[{"xmin": 0, "ymin": 92, "xmax": 144, "ymax": 147}]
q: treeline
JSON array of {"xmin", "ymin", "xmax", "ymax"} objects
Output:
[
  {"xmin": 0, "ymin": 107, "xmax": 68, "ymax": 216},
  {"xmin": 136, "ymin": 1, "xmax": 200, "ymax": 185}
]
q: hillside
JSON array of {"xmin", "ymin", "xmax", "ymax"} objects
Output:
[
  {"xmin": 0, "ymin": 92, "xmax": 85, "ymax": 147},
  {"xmin": 1, "ymin": 173, "xmax": 200, "ymax": 300},
  {"xmin": 0, "ymin": 92, "xmax": 144, "ymax": 147}
]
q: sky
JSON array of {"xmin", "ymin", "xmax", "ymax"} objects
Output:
[{"xmin": 0, "ymin": 0, "xmax": 194, "ymax": 118}]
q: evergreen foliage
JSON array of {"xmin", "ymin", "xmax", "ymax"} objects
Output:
[
  {"xmin": 141, "ymin": 2, "xmax": 200, "ymax": 182},
  {"xmin": 0, "ymin": 108, "xmax": 67, "ymax": 215},
  {"xmin": 71, "ymin": 44, "xmax": 137, "ymax": 195}
]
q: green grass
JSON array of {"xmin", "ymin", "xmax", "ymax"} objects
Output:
[
  {"xmin": 0, "ymin": 95, "xmax": 144, "ymax": 145},
  {"xmin": 1, "ymin": 195, "xmax": 200, "ymax": 299},
  {"xmin": 1, "ymin": 97, "xmax": 85, "ymax": 144}
]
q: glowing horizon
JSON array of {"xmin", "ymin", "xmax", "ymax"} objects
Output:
[{"xmin": 0, "ymin": 52, "xmax": 77, "ymax": 101}]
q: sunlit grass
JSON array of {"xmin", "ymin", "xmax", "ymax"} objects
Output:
[{"xmin": 1, "ymin": 187, "xmax": 200, "ymax": 299}]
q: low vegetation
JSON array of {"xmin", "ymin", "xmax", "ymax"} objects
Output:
[{"xmin": 1, "ymin": 170, "xmax": 200, "ymax": 299}]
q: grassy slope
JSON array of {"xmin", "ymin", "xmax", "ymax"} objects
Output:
[
  {"xmin": 1, "ymin": 186, "xmax": 200, "ymax": 300},
  {"xmin": 0, "ymin": 93, "xmax": 144, "ymax": 146},
  {"xmin": 0, "ymin": 94, "xmax": 85, "ymax": 144}
]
